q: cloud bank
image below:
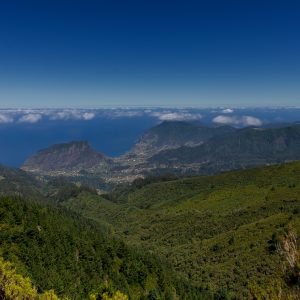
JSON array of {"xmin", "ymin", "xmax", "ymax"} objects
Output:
[
  {"xmin": 150, "ymin": 111, "xmax": 202, "ymax": 121},
  {"xmin": 18, "ymin": 113, "xmax": 42, "ymax": 123},
  {"xmin": 100, "ymin": 109, "xmax": 203, "ymax": 121},
  {"xmin": 0, "ymin": 109, "xmax": 98, "ymax": 124},
  {"xmin": 104, "ymin": 110, "xmax": 144, "ymax": 118},
  {"xmin": 0, "ymin": 113, "xmax": 14, "ymax": 124},
  {"xmin": 82, "ymin": 112, "xmax": 95, "ymax": 120},
  {"xmin": 0, "ymin": 108, "xmax": 264, "ymax": 127},
  {"xmin": 213, "ymin": 115, "xmax": 263, "ymax": 126},
  {"xmin": 48, "ymin": 110, "xmax": 96, "ymax": 121},
  {"xmin": 222, "ymin": 108, "xmax": 234, "ymax": 114}
]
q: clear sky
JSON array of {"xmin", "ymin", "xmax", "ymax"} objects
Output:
[{"xmin": 0, "ymin": 0, "xmax": 299, "ymax": 108}]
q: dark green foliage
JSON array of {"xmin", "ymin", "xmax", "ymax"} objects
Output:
[
  {"xmin": 0, "ymin": 164, "xmax": 43, "ymax": 198},
  {"xmin": 0, "ymin": 195, "xmax": 208, "ymax": 299},
  {"xmin": 132, "ymin": 174, "xmax": 179, "ymax": 189},
  {"xmin": 102, "ymin": 174, "xmax": 179, "ymax": 204},
  {"xmin": 46, "ymin": 177, "xmax": 98, "ymax": 202},
  {"xmin": 47, "ymin": 174, "xmax": 110, "ymax": 190},
  {"xmin": 267, "ymin": 231, "xmax": 285, "ymax": 253},
  {"xmin": 2, "ymin": 160, "xmax": 300, "ymax": 298},
  {"xmin": 62, "ymin": 161, "xmax": 300, "ymax": 299},
  {"xmin": 0, "ymin": 256, "xmax": 60, "ymax": 299}
]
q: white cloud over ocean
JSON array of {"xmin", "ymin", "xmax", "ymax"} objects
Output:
[
  {"xmin": 0, "ymin": 108, "xmax": 264, "ymax": 127},
  {"xmin": 213, "ymin": 115, "xmax": 262, "ymax": 126},
  {"xmin": 150, "ymin": 111, "xmax": 202, "ymax": 121},
  {"xmin": 0, "ymin": 109, "xmax": 98, "ymax": 124},
  {"xmin": 0, "ymin": 113, "xmax": 14, "ymax": 124},
  {"xmin": 18, "ymin": 113, "xmax": 42, "ymax": 123},
  {"xmin": 48, "ymin": 110, "xmax": 96, "ymax": 121},
  {"xmin": 100, "ymin": 109, "xmax": 202, "ymax": 121},
  {"xmin": 221, "ymin": 108, "xmax": 234, "ymax": 114},
  {"xmin": 104, "ymin": 110, "xmax": 144, "ymax": 118},
  {"xmin": 82, "ymin": 112, "xmax": 95, "ymax": 120}
]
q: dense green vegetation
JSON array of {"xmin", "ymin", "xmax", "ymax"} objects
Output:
[
  {"xmin": 0, "ymin": 195, "xmax": 209, "ymax": 299},
  {"xmin": 0, "ymin": 256, "xmax": 60, "ymax": 299},
  {"xmin": 0, "ymin": 165, "xmax": 43, "ymax": 198},
  {"xmin": 1, "ymin": 161, "xmax": 300, "ymax": 298},
  {"xmin": 62, "ymin": 162, "xmax": 300, "ymax": 299},
  {"xmin": 0, "ymin": 255, "xmax": 130, "ymax": 299}
]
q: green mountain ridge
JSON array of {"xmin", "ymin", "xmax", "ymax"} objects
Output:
[
  {"xmin": 1, "ymin": 161, "xmax": 300, "ymax": 298},
  {"xmin": 60, "ymin": 161, "xmax": 300, "ymax": 299},
  {"xmin": 20, "ymin": 122, "xmax": 300, "ymax": 184},
  {"xmin": 0, "ymin": 164, "xmax": 43, "ymax": 198}
]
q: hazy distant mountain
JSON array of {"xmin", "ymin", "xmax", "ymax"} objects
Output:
[
  {"xmin": 22, "ymin": 141, "xmax": 112, "ymax": 174},
  {"xmin": 2, "ymin": 107, "xmax": 300, "ymax": 168},
  {"xmin": 21, "ymin": 122, "xmax": 300, "ymax": 183},
  {"xmin": 21, "ymin": 122, "xmax": 237, "ymax": 180},
  {"xmin": 149, "ymin": 124, "xmax": 300, "ymax": 173},
  {"xmin": 125, "ymin": 121, "xmax": 236, "ymax": 158}
]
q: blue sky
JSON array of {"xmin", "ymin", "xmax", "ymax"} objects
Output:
[{"xmin": 0, "ymin": 0, "xmax": 299, "ymax": 108}]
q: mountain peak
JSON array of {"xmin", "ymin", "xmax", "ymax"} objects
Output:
[
  {"xmin": 127, "ymin": 121, "xmax": 235, "ymax": 158},
  {"xmin": 43, "ymin": 140, "xmax": 90, "ymax": 149},
  {"xmin": 22, "ymin": 140, "xmax": 110, "ymax": 174}
]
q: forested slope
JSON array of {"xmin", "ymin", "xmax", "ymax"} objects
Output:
[
  {"xmin": 0, "ymin": 196, "xmax": 208, "ymax": 299},
  {"xmin": 63, "ymin": 162, "xmax": 300, "ymax": 299},
  {"xmin": 1, "ymin": 161, "xmax": 300, "ymax": 298}
]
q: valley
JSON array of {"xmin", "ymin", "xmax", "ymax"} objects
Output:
[
  {"xmin": 60, "ymin": 162, "xmax": 300, "ymax": 299},
  {"xmin": 0, "ymin": 160, "xmax": 299, "ymax": 298}
]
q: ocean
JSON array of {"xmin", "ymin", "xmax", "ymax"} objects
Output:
[{"xmin": 0, "ymin": 107, "xmax": 299, "ymax": 167}]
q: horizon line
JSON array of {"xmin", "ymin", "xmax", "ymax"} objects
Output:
[{"xmin": 0, "ymin": 105, "xmax": 300, "ymax": 110}]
